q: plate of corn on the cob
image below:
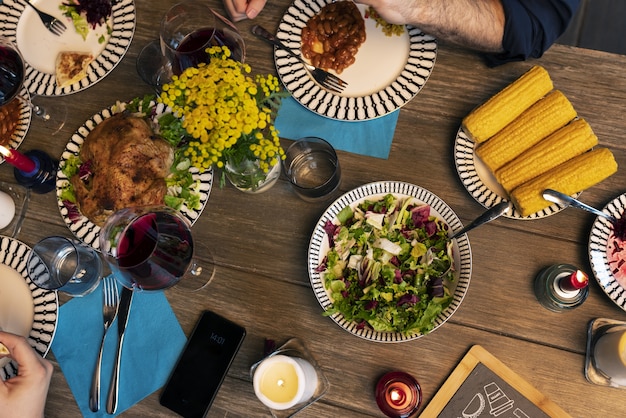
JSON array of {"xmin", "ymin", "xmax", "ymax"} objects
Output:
[{"xmin": 455, "ymin": 65, "xmax": 618, "ymax": 219}]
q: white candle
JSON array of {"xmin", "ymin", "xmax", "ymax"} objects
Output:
[
  {"xmin": 0, "ymin": 190, "xmax": 15, "ymax": 230},
  {"xmin": 594, "ymin": 329, "xmax": 626, "ymax": 385},
  {"xmin": 253, "ymin": 354, "xmax": 318, "ymax": 410}
]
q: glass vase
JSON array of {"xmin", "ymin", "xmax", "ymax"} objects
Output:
[{"xmin": 224, "ymin": 157, "xmax": 281, "ymax": 193}]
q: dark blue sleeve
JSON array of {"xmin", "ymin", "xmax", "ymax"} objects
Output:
[{"xmin": 485, "ymin": 0, "xmax": 580, "ymax": 66}]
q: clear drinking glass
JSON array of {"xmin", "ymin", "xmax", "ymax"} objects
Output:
[
  {"xmin": 136, "ymin": 2, "xmax": 245, "ymax": 90},
  {"xmin": 27, "ymin": 236, "xmax": 102, "ymax": 297},
  {"xmin": 98, "ymin": 205, "xmax": 215, "ymax": 292},
  {"xmin": 283, "ymin": 137, "xmax": 342, "ymax": 202}
]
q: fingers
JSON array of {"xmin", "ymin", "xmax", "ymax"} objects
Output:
[
  {"xmin": 0, "ymin": 332, "xmax": 53, "ymax": 380},
  {"xmin": 245, "ymin": 0, "xmax": 267, "ymax": 19},
  {"xmin": 223, "ymin": 0, "xmax": 249, "ymax": 22},
  {"xmin": 222, "ymin": 0, "xmax": 266, "ymax": 21}
]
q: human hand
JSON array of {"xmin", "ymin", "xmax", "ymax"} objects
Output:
[
  {"xmin": 0, "ymin": 332, "xmax": 53, "ymax": 418},
  {"xmin": 222, "ymin": 0, "xmax": 267, "ymax": 22},
  {"xmin": 353, "ymin": 0, "xmax": 418, "ymax": 25}
]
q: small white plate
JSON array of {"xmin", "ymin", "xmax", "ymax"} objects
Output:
[
  {"xmin": 275, "ymin": 0, "xmax": 437, "ymax": 121},
  {"xmin": 308, "ymin": 181, "xmax": 472, "ymax": 343},
  {"xmin": 0, "ymin": 236, "xmax": 58, "ymax": 380},
  {"xmin": 454, "ymin": 126, "xmax": 574, "ymax": 219},
  {"xmin": 0, "ymin": 0, "xmax": 135, "ymax": 96},
  {"xmin": 56, "ymin": 100, "xmax": 214, "ymax": 250},
  {"xmin": 589, "ymin": 193, "xmax": 626, "ymax": 311}
]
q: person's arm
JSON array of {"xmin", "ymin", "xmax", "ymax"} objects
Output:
[
  {"xmin": 355, "ymin": 0, "xmax": 505, "ymax": 52},
  {"xmin": 222, "ymin": 0, "xmax": 267, "ymax": 21},
  {"xmin": 0, "ymin": 332, "xmax": 53, "ymax": 418}
]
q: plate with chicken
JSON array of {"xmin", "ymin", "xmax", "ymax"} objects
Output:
[{"xmin": 56, "ymin": 96, "xmax": 213, "ymax": 250}]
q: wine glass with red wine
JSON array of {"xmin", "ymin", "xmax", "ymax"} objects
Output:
[
  {"xmin": 136, "ymin": 1, "xmax": 245, "ymax": 91},
  {"xmin": 0, "ymin": 36, "xmax": 66, "ymax": 134},
  {"xmin": 99, "ymin": 205, "xmax": 215, "ymax": 292}
]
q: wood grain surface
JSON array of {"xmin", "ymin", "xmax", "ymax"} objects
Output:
[{"xmin": 3, "ymin": 0, "xmax": 626, "ymax": 416}]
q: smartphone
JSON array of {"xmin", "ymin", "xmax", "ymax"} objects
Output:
[{"xmin": 159, "ymin": 310, "xmax": 246, "ymax": 417}]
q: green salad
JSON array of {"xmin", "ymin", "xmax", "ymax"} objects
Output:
[
  {"xmin": 318, "ymin": 193, "xmax": 455, "ymax": 335},
  {"xmin": 59, "ymin": 95, "xmax": 202, "ymax": 222}
]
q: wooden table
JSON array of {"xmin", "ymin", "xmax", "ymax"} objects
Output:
[{"xmin": 4, "ymin": 0, "xmax": 626, "ymax": 416}]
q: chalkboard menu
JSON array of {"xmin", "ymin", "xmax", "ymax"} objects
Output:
[{"xmin": 420, "ymin": 345, "xmax": 571, "ymax": 417}]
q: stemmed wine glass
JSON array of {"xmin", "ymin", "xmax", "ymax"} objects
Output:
[
  {"xmin": 0, "ymin": 36, "xmax": 66, "ymax": 134},
  {"xmin": 98, "ymin": 205, "xmax": 215, "ymax": 292},
  {"xmin": 136, "ymin": 1, "xmax": 246, "ymax": 91}
]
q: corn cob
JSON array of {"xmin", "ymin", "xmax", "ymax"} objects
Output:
[
  {"xmin": 476, "ymin": 90, "xmax": 577, "ymax": 173},
  {"xmin": 462, "ymin": 66, "xmax": 553, "ymax": 143},
  {"xmin": 510, "ymin": 148, "xmax": 618, "ymax": 217},
  {"xmin": 496, "ymin": 118, "xmax": 598, "ymax": 193}
]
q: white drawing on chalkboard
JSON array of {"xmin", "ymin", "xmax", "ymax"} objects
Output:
[
  {"xmin": 460, "ymin": 393, "xmax": 485, "ymax": 418},
  {"xmin": 513, "ymin": 408, "xmax": 530, "ymax": 418},
  {"xmin": 484, "ymin": 382, "xmax": 514, "ymax": 416},
  {"xmin": 457, "ymin": 382, "xmax": 533, "ymax": 417}
]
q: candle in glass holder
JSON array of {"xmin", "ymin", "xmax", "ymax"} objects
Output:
[
  {"xmin": 593, "ymin": 328, "xmax": 626, "ymax": 386},
  {"xmin": 534, "ymin": 264, "xmax": 589, "ymax": 312},
  {"xmin": 376, "ymin": 371, "xmax": 422, "ymax": 418},
  {"xmin": 253, "ymin": 354, "xmax": 318, "ymax": 410}
]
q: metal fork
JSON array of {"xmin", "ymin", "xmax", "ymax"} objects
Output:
[
  {"xmin": 251, "ymin": 25, "xmax": 347, "ymax": 94},
  {"xmin": 23, "ymin": 1, "xmax": 67, "ymax": 36},
  {"xmin": 89, "ymin": 276, "xmax": 120, "ymax": 412}
]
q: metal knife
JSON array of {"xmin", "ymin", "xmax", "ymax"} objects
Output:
[{"xmin": 106, "ymin": 287, "xmax": 134, "ymax": 414}]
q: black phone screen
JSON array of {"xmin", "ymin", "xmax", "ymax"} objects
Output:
[{"xmin": 159, "ymin": 310, "xmax": 246, "ymax": 418}]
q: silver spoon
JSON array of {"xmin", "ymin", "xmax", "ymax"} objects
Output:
[
  {"xmin": 449, "ymin": 201, "xmax": 511, "ymax": 240},
  {"xmin": 542, "ymin": 189, "xmax": 617, "ymax": 223}
]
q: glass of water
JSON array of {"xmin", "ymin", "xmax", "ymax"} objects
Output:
[
  {"xmin": 27, "ymin": 236, "xmax": 102, "ymax": 297},
  {"xmin": 283, "ymin": 137, "xmax": 342, "ymax": 202}
]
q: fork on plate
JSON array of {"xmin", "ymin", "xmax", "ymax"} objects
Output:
[
  {"xmin": 251, "ymin": 25, "xmax": 347, "ymax": 94},
  {"xmin": 89, "ymin": 276, "xmax": 120, "ymax": 413},
  {"xmin": 23, "ymin": 1, "xmax": 67, "ymax": 36}
]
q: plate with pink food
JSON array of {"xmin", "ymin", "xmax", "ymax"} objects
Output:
[{"xmin": 588, "ymin": 192, "xmax": 626, "ymax": 311}]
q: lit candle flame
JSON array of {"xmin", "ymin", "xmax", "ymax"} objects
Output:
[
  {"xmin": 0, "ymin": 145, "xmax": 10, "ymax": 158},
  {"xmin": 390, "ymin": 389, "xmax": 402, "ymax": 402}
]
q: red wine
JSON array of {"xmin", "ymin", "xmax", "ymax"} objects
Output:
[
  {"xmin": 116, "ymin": 212, "xmax": 194, "ymax": 290},
  {"xmin": 171, "ymin": 27, "xmax": 243, "ymax": 75},
  {"xmin": 0, "ymin": 45, "xmax": 24, "ymax": 106}
]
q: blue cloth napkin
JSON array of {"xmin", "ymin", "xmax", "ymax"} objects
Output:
[
  {"xmin": 275, "ymin": 97, "xmax": 399, "ymax": 159},
  {"xmin": 51, "ymin": 277, "xmax": 187, "ymax": 417}
]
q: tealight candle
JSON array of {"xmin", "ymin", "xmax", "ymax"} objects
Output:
[
  {"xmin": 534, "ymin": 264, "xmax": 589, "ymax": 312},
  {"xmin": 375, "ymin": 371, "xmax": 422, "ymax": 418},
  {"xmin": 0, "ymin": 190, "xmax": 16, "ymax": 229},
  {"xmin": 559, "ymin": 269, "xmax": 589, "ymax": 292},
  {"xmin": 593, "ymin": 329, "xmax": 626, "ymax": 385},
  {"xmin": 253, "ymin": 354, "xmax": 318, "ymax": 410}
]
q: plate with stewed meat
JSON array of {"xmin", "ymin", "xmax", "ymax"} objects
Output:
[{"xmin": 275, "ymin": 0, "xmax": 437, "ymax": 121}]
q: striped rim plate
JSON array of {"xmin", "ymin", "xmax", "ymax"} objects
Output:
[
  {"xmin": 454, "ymin": 126, "xmax": 578, "ymax": 219},
  {"xmin": 275, "ymin": 0, "xmax": 437, "ymax": 121},
  {"xmin": 55, "ymin": 100, "xmax": 213, "ymax": 250},
  {"xmin": 589, "ymin": 193, "xmax": 626, "ymax": 311},
  {"xmin": 307, "ymin": 181, "xmax": 472, "ymax": 343},
  {"xmin": 0, "ymin": 85, "xmax": 32, "ymax": 166},
  {"xmin": 0, "ymin": 0, "xmax": 135, "ymax": 96},
  {"xmin": 0, "ymin": 236, "xmax": 58, "ymax": 379}
]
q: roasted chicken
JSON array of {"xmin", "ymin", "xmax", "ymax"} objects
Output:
[{"xmin": 71, "ymin": 113, "xmax": 174, "ymax": 226}]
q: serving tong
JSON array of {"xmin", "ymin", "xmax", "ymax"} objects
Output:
[{"xmin": 251, "ymin": 25, "xmax": 348, "ymax": 94}]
